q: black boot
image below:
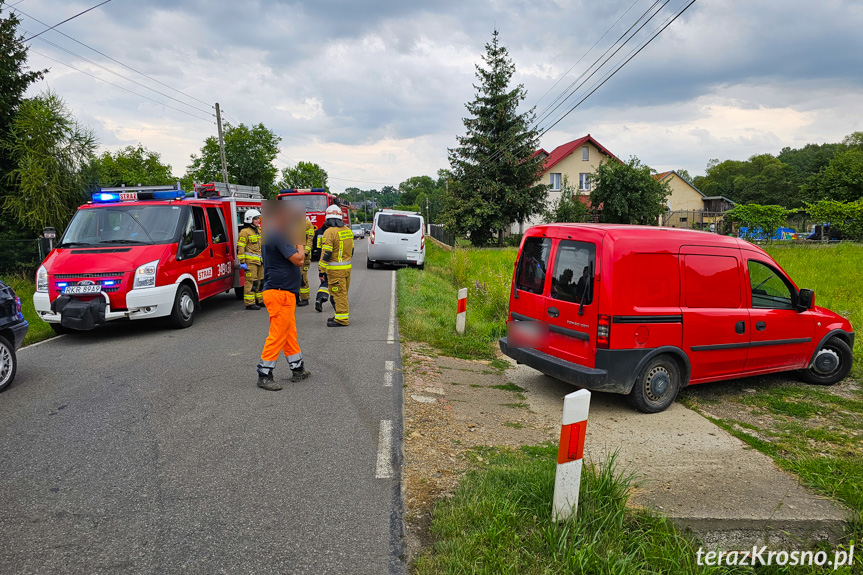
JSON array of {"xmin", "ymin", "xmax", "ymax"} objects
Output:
[
  {"xmin": 297, "ymin": 299, "xmax": 310, "ymax": 307},
  {"xmin": 257, "ymin": 374, "xmax": 282, "ymax": 391},
  {"xmin": 327, "ymin": 318, "xmax": 348, "ymax": 327},
  {"xmin": 246, "ymin": 304, "xmax": 261, "ymax": 310},
  {"xmin": 315, "ymin": 299, "xmax": 323, "ymax": 312},
  {"xmin": 290, "ymin": 368, "xmax": 311, "ymax": 383}
]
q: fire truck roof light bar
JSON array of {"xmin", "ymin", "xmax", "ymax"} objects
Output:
[{"xmin": 280, "ymin": 188, "xmax": 326, "ymax": 194}]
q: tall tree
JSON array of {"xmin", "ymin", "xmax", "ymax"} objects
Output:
[
  {"xmin": 802, "ymin": 148, "xmax": 863, "ymax": 203},
  {"xmin": 444, "ymin": 29, "xmax": 547, "ymax": 246},
  {"xmin": 90, "ymin": 144, "xmax": 175, "ymax": 187},
  {"xmin": 278, "ymin": 161, "xmax": 328, "ymax": 190},
  {"xmin": 590, "ymin": 157, "xmax": 670, "ymax": 224},
  {"xmin": 2, "ymin": 92, "xmax": 96, "ymax": 234},
  {"xmin": 185, "ymin": 122, "xmax": 280, "ymax": 197},
  {"xmin": 0, "ymin": 2, "xmax": 45, "ymax": 192},
  {"xmin": 543, "ymin": 175, "xmax": 588, "ymax": 223}
]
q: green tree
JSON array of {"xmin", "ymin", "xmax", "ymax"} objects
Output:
[
  {"xmin": 398, "ymin": 175, "xmax": 436, "ymax": 206},
  {"xmin": 2, "ymin": 92, "xmax": 96, "ymax": 234},
  {"xmin": 802, "ymin": 148, "xmax": 863, "ymax": 203},
  {"xmin": 444, "ymin": 30, "xmax": 547, "ymax": 247},
  {"xmin": 185, "ymin": 122, "xmax": 281, "ymax": 197},
  {"xmin": 278, "ymin": 160, "xmax": 328, "ymax": 191},
  {"xmin": 90, "ymin": 144, "xmax": 174, "ymax": 187},
  {"xmin": 726, "ymin": 204, "xmax": 796, "ymax": 242},
  {"xmin": 543, "ymin": 175, "xmax": 588, "ymax": 223},
  {"xmin": 589, "ymin": 157, "xmax": 670, "ymax": 224},
  {"xmin": 805, "ymin": 199, "xmax": 863, "ymax": 241},
  {"xmin": 674, "ymin": 168, "xmax": 693, "ymax": 184},
  {"xmin": 0, "ymin": 2, "xmax": 45, "ymax": 192},
  {"xmin": 692, "ymin": 154, "xmax": 799, "ymax": 207}
]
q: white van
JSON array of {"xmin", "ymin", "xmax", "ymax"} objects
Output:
[{"xmin": 367, "ymin": 210, "xmax": 426, "ymax": 270}]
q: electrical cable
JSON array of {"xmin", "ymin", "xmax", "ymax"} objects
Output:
[{"xmin": 22, "ymin": 0, "xmax": 112, "ymax": 42}]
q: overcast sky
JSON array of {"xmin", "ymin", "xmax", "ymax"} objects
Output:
[{"xmin": 16, "ymin": 0, "xmax": 863, "ymax": 192}]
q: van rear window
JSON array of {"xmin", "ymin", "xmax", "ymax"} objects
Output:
[
  {"xmin": 377, "ymin": 214, "xmax": 421, "ymax": 234},
  {"xmin": 550, "ymin": 240, "xmax": 596, "ymax": 305},
  {"xmin": 515, "ymin": 237, "xmax": 552, "ymax": 294},
  {"xmin": 684, "ymin": 254, "xmax": 741, "ymax": 308}
]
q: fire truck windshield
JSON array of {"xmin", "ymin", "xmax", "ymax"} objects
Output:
[
  {"xmin": 280, "ymin": 194, "xmax": 329, "ymax": 212},
  {"xmin": 60, "ymin": 205, "xmax": 183, "ymax": 247}
]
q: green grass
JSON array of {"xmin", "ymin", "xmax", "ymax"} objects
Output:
[
  {"xmin": 763, "ymin": 243, "xmax": 862, "ymax": 378},
  {"xmin": 0, "ymin": 275, "xmax": 54, "ymax": 346},
  {"xmin": 490, "ymin": 382, "xmax": 526, "ymax": 393},
  {"xmin": 415, "ymin": 445, "xmax": 854, "ymax": 574},
  {"xmin": 397, "ymin": 242, "xmax": 517, "ymax": 360}
]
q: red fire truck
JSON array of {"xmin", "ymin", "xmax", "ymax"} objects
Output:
[
  {"xmin": 277, "ymin": 188, "xmax": 350, "ymax": 259},
  {"xmin": 33, "ymin": 183, "xmax": 262, "ymax": 332}
]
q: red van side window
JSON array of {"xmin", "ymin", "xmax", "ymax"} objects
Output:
[
  {"xmin": 684, "ymin": 254, "xmax": 741, "ymax": 308},
  {"xmin": 515, "ymin": 237, "xmax": 551, "ymax": 294}
]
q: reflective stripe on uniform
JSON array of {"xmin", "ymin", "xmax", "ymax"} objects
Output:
[
  {"xmin": 317, "ymin": 287, "xmax": 330, "ymax": 294},
  {"xmin": 334, "ymin": 313, "xmax": 349, "ymax": 320},
  {"xmin": 326, "ymin": 262, "xmax": 352, "ymax": 270}
]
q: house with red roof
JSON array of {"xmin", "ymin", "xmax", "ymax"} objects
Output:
[{"xmin": 514, "ymin": 134, "xmax": 617, "ymax": 232}]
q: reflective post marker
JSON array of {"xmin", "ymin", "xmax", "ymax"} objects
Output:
[
  {"xmin": 552, "ymin": 388, "xmax": 591, "ymax": 522},
  {"xmin": 456, "ymin": 287, "xmax": 467, "ymax": 334}
]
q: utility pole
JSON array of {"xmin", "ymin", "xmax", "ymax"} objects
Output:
[{"xmin": 215, "ymin": 102, "xmax": 229, "ymax": 184}]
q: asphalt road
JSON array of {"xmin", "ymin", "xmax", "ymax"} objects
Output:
[{"xmin": 0, "ymin": 238, "xmax": 405, "ymax": 575}]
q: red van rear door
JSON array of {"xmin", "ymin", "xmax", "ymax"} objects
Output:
[
  {"xmin": 680, "ymin": 247, "xmax": 750, "ymax": 381},
  {"xmin": 543, "ymin": 238, "xmax": 598, "ymax": 367},
  {"xmin": 509, "ymin": 235, "xmax": 553, "ymax": 347}
]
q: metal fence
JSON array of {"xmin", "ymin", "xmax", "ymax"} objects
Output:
[
  {"xmin": 661, "ymin": 210, "xmax": 731, "ymax": 234},
  {"xmin": 429, "ymin": 224, "xmax": 455, "ymax": 247}
]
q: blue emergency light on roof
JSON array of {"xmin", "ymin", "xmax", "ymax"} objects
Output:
[
  {"xmin": 92, "ymin": 189, "xmax": 185, "ymax": 203},
  {"xmin": 93, "ymin": 192, "xmax": 121, "ymax": 203}
]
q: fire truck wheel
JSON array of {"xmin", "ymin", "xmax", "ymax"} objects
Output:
[
  {"xmin": 627, "ymin": 354, "xmax": 681, "ymax": 414},
  {"xmin": 169, "ymin": 284, "xmax": 197, "ymax": 329},
  {"xmin": 234, "ymin": 287, "xmax": 244, "ymax": 300}
]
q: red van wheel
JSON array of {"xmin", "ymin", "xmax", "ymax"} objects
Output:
[
  {"xmin": 628, "ymin": 355, "xmax": 681, "ymax": 413},
  {"xmin": 799, "ymin": 337, "xmax": 852, "ymax": 386}
]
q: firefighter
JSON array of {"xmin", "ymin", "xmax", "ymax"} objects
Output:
[
  {"xmin": 320, "ymin": 204, "xmax": 354, "ymax": 327},
  {"xmin": 298, "ymin": 215, "xmax": 315, "ymax": 307},
  {"xmin": 237, "ymin": 209, "xmax": 263, "ymax": 310}
]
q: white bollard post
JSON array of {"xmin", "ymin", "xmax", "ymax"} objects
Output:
[
  {"xmin": 552, "ymin": 388, "xmax": 591, "ymax": 522},
  {"xmin": 455, "ymin": 287, "xmax": 467, "ymax": 334}
]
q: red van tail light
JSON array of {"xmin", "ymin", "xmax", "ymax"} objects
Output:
[
  {"xmin": 370, "ymin": 223, "xmax": 376, "ymax": 244},
  {"xmin": 421, "ymin": 229, "xmax": 425, "ymax": 250},
  {"xmin": 596, "ymin": 315, "xmax": 611, "ymax": 349}
]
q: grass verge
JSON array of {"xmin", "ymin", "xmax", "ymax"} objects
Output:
[
  {"xmin": 397, "ymin": 242, "xmax": 516, "ymax": 359},
  {"xmin": 0, "ymin": 275, "xmax": 54, "ymax": 346},
  {"xmin": 414, "ymin": 444, "xmax": 855, "ymax": 574}
]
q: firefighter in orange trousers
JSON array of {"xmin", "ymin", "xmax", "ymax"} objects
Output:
[{"xmin": 256, "ymin": 203, "xmax": 311, "ymax": 391}]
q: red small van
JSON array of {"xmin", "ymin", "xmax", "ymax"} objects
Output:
[{"xmin": 500, "ymin": 224, "xmax": 855, "ymax": 413}]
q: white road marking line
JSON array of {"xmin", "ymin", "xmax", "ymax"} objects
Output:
[
  {"xmin": 375, "ymin": 420, "xmax": 394, "ymax": 479},
  {"xmin": 384, "ymin": 360, "xmax": 394, "ymax": 387},
  {"xmin": 19, "ymin": 335, "xmax": 65, "ymax": 351},
  {"xmin": 387, "ymin": 270, "xmax": 396, "ymax": 344}
]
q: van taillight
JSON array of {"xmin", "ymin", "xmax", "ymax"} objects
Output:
[
  {"xmin": 596, "ymin": 315, "xmax": 611, "ymax": 349},
  {"xmin": 370, "ymin": 224, "xmax": 376, "ymax": 244},
  {"xmin": 421, "ymin": 230, "xmax": 425, "ymax": 250}
]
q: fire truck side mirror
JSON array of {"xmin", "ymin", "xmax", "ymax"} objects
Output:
[{"xmin": 192, "ymin": 229, "xmax": 208, "ymax": 251}]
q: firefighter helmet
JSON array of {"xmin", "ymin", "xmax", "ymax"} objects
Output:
[
  {"xmin": 325, "ymin": 204, "xmax": 343, "ymax": 219},
  {"xmin": 244, "ymin": 209, "xmax": 261, "ymax": 224}
]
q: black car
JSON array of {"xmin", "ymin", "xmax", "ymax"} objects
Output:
[{"xmin": 0, "ymin": 280, "xmax": 29, "ymax": 392}]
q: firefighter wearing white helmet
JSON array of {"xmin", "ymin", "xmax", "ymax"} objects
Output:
[
  {"xmin": 318, "ymin": 203, "xmax": 354, "ymax": 326},
  {"xmin": 237, "ymin": 208, "xmax": 264, "ymax": 309}
]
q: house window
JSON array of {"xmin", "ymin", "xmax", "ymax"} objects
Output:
[
  {"xmin": 680, "ymin": 217, "xmax": 688, "ymax": 223},
  {"xmin": 549, "ymin": 173, "xmax": 562, "ymax": 191},
  {"xmin": 578, "ymin": 173, "xmax": 590, "ymax": 191},
  {"xmin": 582, "ymin": 146, "xmax": 589, "ymax": 161}
]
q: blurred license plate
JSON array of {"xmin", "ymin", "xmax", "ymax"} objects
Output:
[
  {"xmin": 407, "ymin": 253, "xmax": 419, "ymax": 260},
  {"xmin": 508, "ymin": 319, "xmax": 548, "ymax": 348},
  {"xmin": 63, "ymin": 285, "xmax": 101, "ymax": 295}
]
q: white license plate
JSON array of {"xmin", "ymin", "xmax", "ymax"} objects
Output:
[
  {"xmin": 63, "ymin": 285, "xmax": 102, "ymax": 295},
  {"xmin": 407, "ymin": 253, "xmax": 419, "ymax": 260}
]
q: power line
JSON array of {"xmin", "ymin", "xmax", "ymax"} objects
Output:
[
  {"xmin": 22, "ymin": 0, "xmax": 112, "ymax": 42},
  {"xmin": 538, "ymin": 0, "xmax": 698, "ymax": 138},
  {"xmin": 28, "ymin": 33, "xmax": 214, "ymax": 117},
  {"xmin": 531, "ymin": 0, "xmax": 643, "ymax": 111},
  {"xmin": 27, "ymin": 46, "xmax": 215, "ymax": 123},
  {"xmin": 13, "ymin": 5, "xmax": 213, "ymax": 109}
]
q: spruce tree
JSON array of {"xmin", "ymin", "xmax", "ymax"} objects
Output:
[{"xmin": 444, "ymin": 30, "xmax": 547, "ymax": 246}]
